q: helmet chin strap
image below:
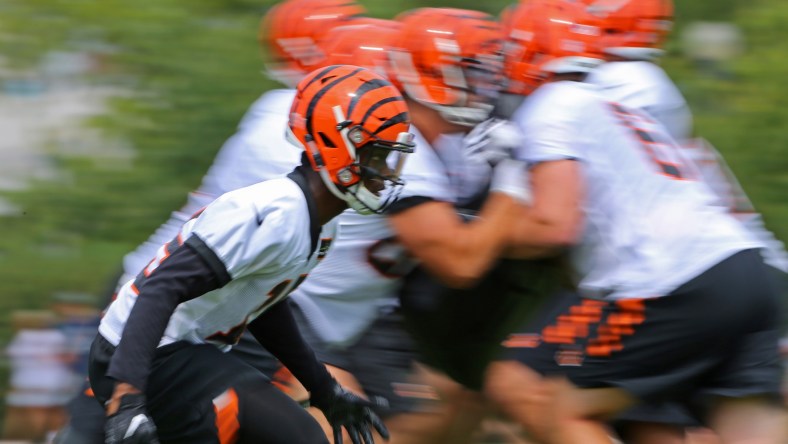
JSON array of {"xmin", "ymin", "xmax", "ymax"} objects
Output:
[
  {"xmin": 347, "ymin": 184, "xmax": 384, "ymax": 215},
  {"xmin": 317, "ymin": 168, "xmax": 377, "ymax": 215},
  {"xmin": 317, "ymin": 169, "xmax": 382, "ymax": 215}
]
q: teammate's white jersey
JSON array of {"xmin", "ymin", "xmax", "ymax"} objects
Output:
[
  {"xmin": 588, "ymin": 62, "xmax": 788, "ymax": 273},
  {"xmin": 511, "ymin": 80, "xmax": 763, "ymax": 300},
  {"xmin": 100, "ymin": 177, "xmax": 337, "ymax": 350},
  {"xmin": 290, "ymin": 126, "xmax": 491, "ymax": 346},
  {"xmin": 586, "ymin": 61, "xmax": 693, "ymax": 142},
  {"xmin": 120, "ymin": 89, "xmax": 300, "ymax": 284}
]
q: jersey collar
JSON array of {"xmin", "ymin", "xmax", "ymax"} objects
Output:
[{"xmin": 287, "ymin": 166, "xmax": 321, "ymax": 259}]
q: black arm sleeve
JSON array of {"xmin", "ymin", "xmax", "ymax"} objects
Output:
[
  {"xmin": 385, "ymin": 195, "xmax": 435, "ymax": 215},
  {"xmin": 246, "ymin": 300, "xmax": 333, "ymax": 394},
  {"xmin": 106, "ymin": 236, "xmax": 230, "ymax": 392}
]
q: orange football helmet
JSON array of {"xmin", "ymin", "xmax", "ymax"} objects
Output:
[
  {"xmin": 288, "ymin": 65, "xmax": 415, "ymax": 215},
  {"xmin": 388, "ymin": 8, "xmax": 505, "ymax": 126},
  {"xmin": 259, "ymin": 0, "xmax": 366, "ymax": 87},
  {"xmin": 503, "ymin": 0, "xmax": 606, "ymax": 95},
  {"xmin": 320, "ymin": 19, "xmax": 401, "ymax": 77},
  {"xmin": 583, "ymin": 0, "xmax": 674, "ymax": 60}
]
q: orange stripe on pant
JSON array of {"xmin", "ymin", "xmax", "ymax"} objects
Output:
[
  {"xmin": 213, "ymin": 388, "xmax": 240, "ymax": 444},
  {"xmin": 542, "ymin": 299, "xmax": 605, "ymax": 345},
  {"xmin": 586, "ymin": 299, "xmax": 646, "ymax": 357}
]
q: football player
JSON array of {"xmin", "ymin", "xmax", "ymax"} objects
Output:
[
  {"xmin": 506, "ymin": 2, "xmax": 787, "ymax": 442},
  {"xmin": 91, "ymin": 65, "xmax": 413, "ymax": 444},
  {"xmin": 54, "ymin": 1, "xmax": 369, "ymax": 443},
  {"xmin": 379, "ymin": 8, "xmax": 563, "ymax": 442},
  {"xmin": 483, "ymin": 1, "xmax": 786, "ymax": 443},
  {"xmin": 578, "ymin": 1, "xmax": 785, "ymax": 442}
]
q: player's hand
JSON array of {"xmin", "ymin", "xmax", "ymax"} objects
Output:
[
  {"xmin": 105, "ymin": 393, "xmax": 159, "ymax": 444},
  {"xmin": 463, "ymin": 118, "xmax": 523, "ymax": 167},
  {"xmin": 311, "ymin": 379, "xmax": 390, "ymax": 444}
]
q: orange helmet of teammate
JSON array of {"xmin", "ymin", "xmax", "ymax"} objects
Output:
[
  {"xmin": 503, "ymin": 0, "xmax": 605, "ymax": 95},
  {"xmin": 288, "ymin": 65, "xmax": 415, "ymax": 215},
  {"xmin": 583, "ymin": 0, "xmax": 674, "ymax": 60},
  {"xmin": 387, "ymin": 8, "xmax": 505, "ymax": 126},
  {"xmin": 320, "ymin": 19, "xmax": 401, "ymax": 77},
  {"xmin": 259, "ymin": 0, "xmax": 366, "ymax": 87}
]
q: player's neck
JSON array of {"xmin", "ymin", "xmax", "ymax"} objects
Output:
[
  {"xmin": 406, "ymin": 98, "xmax": 468, "ymax": 145},
  {"xmin": 305, "ymin": 168, "xmax": 347, "ymax": 225}
]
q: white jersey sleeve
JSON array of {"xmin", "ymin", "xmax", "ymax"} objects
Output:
[
  {"xmin": 100, "ymin": 177, "xmax": 338, "ymax": 350},
  {"xmin": 587, "ymin": 61, "xmax": 693, "ymax": 142},
  {"xmin": 119, "ymin": 89, "xmax": 300, "ymax": 285},
  {"xmin": 512, "ymin": 81, "xmax": 763, "ymax": 300}
]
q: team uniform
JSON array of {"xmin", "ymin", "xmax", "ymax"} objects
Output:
[
  {"xmin": 90, "ymin": 169, "xmax": 340, "ymax": 443},
  {"xmin": 500, "ymin": 80, "xmax": 783, "ymax": 414}
]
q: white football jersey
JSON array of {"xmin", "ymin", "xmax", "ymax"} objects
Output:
[
  {"xmin": 120, "ymin": 89, "xmax": 300, "ymax": 285},
  {"xmin": 511, "ymin": 81, "xmax": 763, "ymax": 300},
  {"xmin": 100, "ymin": 177, "xmax": 338, "ymax": 350},
  {"xmin": 289, "ymin": 126, "xmax": 492, "ymax": 346},
  {"xmin": 586, "ymin": 61, "xmax": 693, "ymax": 142},
  {"xmin": 589, "ymin": 62, "xmax": 787, "ymax": 273}
]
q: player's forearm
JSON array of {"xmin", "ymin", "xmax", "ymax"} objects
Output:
[
  {"xmin": 106, "ymin": 280, "xmax": 182, "ymax": 394},
  {"xmin": 505, "ymin": 218, "xmax": 574, "ymax": 258},
  {"xmin": 505, "ymin": 159, "xmax": 584, "ymax": 258},
  {"xmin": 248, "ymin": 301, "xmax": 333, "ymax": 393},
  {"xmin": 391, "ymin": 195, "xmax": 516, "ymax": 288},
  {"xmin": 107, "ymin": 242, "xmax": 226, "ymax": 393}
]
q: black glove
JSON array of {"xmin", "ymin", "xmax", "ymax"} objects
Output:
[
  {"xmin": 105, "ymin": 393, "xmax": 159, "ymax": 444},
  {"xmin": 310, "ymin": 379, "xmax": 390, "ymax": 444}
]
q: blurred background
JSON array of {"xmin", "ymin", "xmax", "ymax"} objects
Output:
[{"xmin": 0, "ymin": 0, "xmax": 785, "ymax": 439}]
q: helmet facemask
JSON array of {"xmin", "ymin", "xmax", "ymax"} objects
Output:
[{"xmin": 330, "ymin": 106, "xmax": 414, "ymax": 214}]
